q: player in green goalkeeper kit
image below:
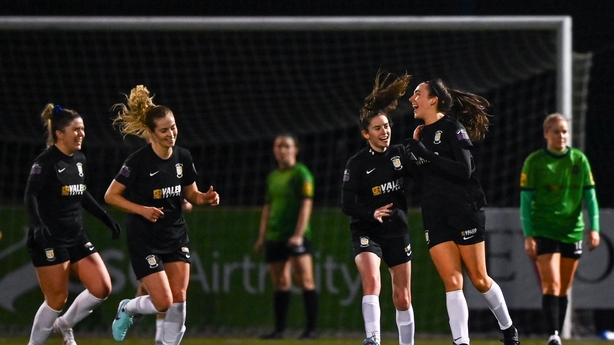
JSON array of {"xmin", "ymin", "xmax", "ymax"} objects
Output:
[{"xmin": 520, "ymin": 113, "xmax": 600, "ymax": 345}]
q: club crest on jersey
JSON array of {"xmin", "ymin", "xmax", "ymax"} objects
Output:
[
  {"xmin": 425, "ymin": 230, "xmax": 430, "ymax": 245},
  {"xmin": 146, "ymin": 255, "xmax": 159, "ymax": 268},
  {"xmin": 433, "ymin": 130, "xmax": 443, "ymax": 144},
  {"xmin": 175, "ymin": 163, "xmax": 183, "ymax": 178},
  {"xmin": 359, "ymin": 236, "xmax": 370, "ymax": 247},
  {"xmin": 391, "ymin": 156, "xmax": 402, "ymax": 170},
  {"xmin": 343, "ymin": 169, "xmax": 350, "ymax": 182},
  {"xmin": 76, "ymin": 162, "xmax": 84, "ymax": 177},
  {"xmin": 45, "ymin": 248, "xmax": 56, "ymax": 262},
  {"xmin": 181, "ymin": 247, "xmax": 190, "ymax": 259}
]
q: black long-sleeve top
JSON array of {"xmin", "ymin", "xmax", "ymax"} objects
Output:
[
  {"xmin": 405, "ymin": 115, "xmax": 486, "ymax": 217},
  {"xmin": 341, "ymin": 144, "xmax": 413, "ymax": 238}
]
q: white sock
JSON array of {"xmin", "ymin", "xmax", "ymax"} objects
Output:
[
  {"xmin": 396, "ymin": 305, "xmax": 415, "ymax": 345},
  {"xmin": 59, "ymin": 289, "xmax": 104, "ymax": 327},
  {"xmin": 123, "ymin": 295, "xmax": 160, "ymax": 316},
  {"xmin": 28, "ymin": 301, "xmax": 61, "ymax": 345},
  {"xmin": 446, "ymin": 290, "xmax": 469, "ymax": 345},
  {"xmin": 362, "ymin": 295, "xmax": 381, "ymax": 343},
  {"xmin": 155, "ymin": 317, "xmax": 164, "ymax": 344},
  {"xmin": 482, "ymin": 281, "xmax": 513, "ymax": 329},
  {"xmin": 162, "ymin": 302, "xmax": 186, "ymax": 345}
]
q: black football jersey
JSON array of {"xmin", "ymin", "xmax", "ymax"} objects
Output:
[
  {"xmin": 414, "ymin": 115, "xmax": 486, "ymax": 216},
  {"xmin": 114, "ymin": 144, "xmax": 196, "ymax": 253},
  {"xmin": 24, "ymin": 146, "xmax": 88, "ymax": 246},
  {"xmin": 341, "ymin": 144, "xmax": 412, "ymax": 238}
]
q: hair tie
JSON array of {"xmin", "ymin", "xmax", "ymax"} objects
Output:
[{"xmin": 53, "ymin": 104, "xmax": 63, "ymax": 115}]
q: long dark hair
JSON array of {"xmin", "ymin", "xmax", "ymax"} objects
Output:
[{"xmin": 426, "ymin": 78, "xmax": 491, "ymax": 142}]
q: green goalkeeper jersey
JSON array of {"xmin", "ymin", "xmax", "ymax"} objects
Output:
[
  {"xmin": 520, "ymin": 147, "xmax": 596, "ymax": 242},
  {"xmin": 265, "ymin": 162, "xmax": 314, "ymax": 241}
]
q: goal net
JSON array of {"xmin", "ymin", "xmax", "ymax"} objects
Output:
[{"xmin": 0, "ymin": 16, "xmax": 593, "ymax": 337}]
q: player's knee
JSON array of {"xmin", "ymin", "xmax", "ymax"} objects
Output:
[{"xmin": 470, "ymin": 276, "xmax": 491, "ymax": 293}]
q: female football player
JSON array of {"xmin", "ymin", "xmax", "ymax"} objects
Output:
[
  {"xmin": 405, "ymin": 78, "xmax": 519, "ymax": 345},
  {"xmin": 341, "ymin": 71, "xmax": 415, "ymax": 345},
  {"xmin": 25, "ymin": 103, "xmax": 121, "ymax": 345},
  {"xmin": 105, "ymin": 85, "xmax": 219, "ymax": 344}
]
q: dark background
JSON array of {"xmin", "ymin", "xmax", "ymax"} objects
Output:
[{"xmin": 2, "ymin": 0, "xmax": 613, "ymax": 207}]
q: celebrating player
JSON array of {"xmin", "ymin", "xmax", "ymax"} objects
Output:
[
  {"xmin": 405, "ymin": 79, "xmax": 519, "ymax": 345},
  {"xmin": 105, "ymin": 85, "xmax": 219, "ymax": 344},
  {"xmin": 25, "ymin": 104, "xmax": 121, "ymax": 345},
  {"xmin": 341, "ymin": 71, "xmax": 415, "ymax": 345}
]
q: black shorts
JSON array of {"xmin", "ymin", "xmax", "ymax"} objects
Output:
[
  {"xmin": 351, "ymin": 231, "xmax": 412, "ymax": 268},
  {"xmin": 265, "ymin": 238, "xmax": 312, "ymax": 263},
  {"xmin": 422, "ymin": 208, "xmax": 486, "ymax": 249},
  {"xmin": 28, "ymin": 233, "xmax": 97, "ymax": 267},
  {"xmin": 130, "ymin": 244, "xmax": 191, "ymax": 280},
  {"xmin": 535, "ymin": 236, "xmax": 582, "ymax": 259}
]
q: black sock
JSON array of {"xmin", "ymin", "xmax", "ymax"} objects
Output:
[
  {"xmin": 557, "ymin": 295, "xmax": 569, "ymax": 332},
  {"xmin": 302, "ymin": 289, "xmax": 318, "ymax": 332},
  {"xmin": 273, "ymin": 290, "xmax": 291, "ymax": 333},
  {"xmin": 542, "ymin": 294, "xmax": 559, "ymax": 335}
]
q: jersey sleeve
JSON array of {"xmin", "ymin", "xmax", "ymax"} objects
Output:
[
  {"xmin": 340, "ymin": 156, "xmax": 376, "ymax": 221},
  {"xmin": 24, "ymin": 156, "xmax": 50, "ymax": 226},
  {"xmin": 114, "ymin": 153, "xmax": 138, "ymax": 188},
  {"xmin": 520, "ymin": 153, "xmax": 536, "ymax": 191},
  {"xmin": 580, "ymin": 152, "xmax": 599, "ymax": 231},
  {"xmin": 181, "ymin": 148, "xmax": 197, "ymax": 186},
  {"xmin": 296, "ymin": 165, "xmax": 314, "ymax": 199},
  {"xmin": 581, "ymin": 153, "xmax": 596, "ymax": 188}
]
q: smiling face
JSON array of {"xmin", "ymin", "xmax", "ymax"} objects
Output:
[
  {"xmin": 408, "ymin": 82, "xmax": 437, "ymax": 122},
  {"xmin": 362, "ymin": 114, "xmax": 391, "ymax": 152},
  {"xmin": 149, "ymin": 113, "xmax": 178, "ymax": 149},
  {"xmin": 55, "ymin": 117, "xmax": 85, "ymax": 155},
  {"xmin": 273, "ymin": 135, "xmax": 298, "ymax": 170},
  {"xmin": 544, "ymin": 116, "xmax": 569, "ymax": 153}
]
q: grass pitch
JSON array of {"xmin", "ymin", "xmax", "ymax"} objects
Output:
[{"xmin": 0, "ymin": 335, "xmax": 606, "ymax": 345}]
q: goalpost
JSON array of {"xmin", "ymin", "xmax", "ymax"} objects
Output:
[{"xmin": 0, "ymin": 16, "xmax": 593, "ymax": 338}]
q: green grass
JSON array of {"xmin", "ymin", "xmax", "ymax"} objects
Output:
[{"xmin": 0, "ymin": 335, "xmax": 606, "ymax": 345}]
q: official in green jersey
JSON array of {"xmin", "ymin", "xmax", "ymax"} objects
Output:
[
  {"xmin": 254, "ymin": 133, "xmax": 318, "ymax": 340},
  {"xmin": 520, "ymin": 113, "xmax": 600, "ymax": 345}
]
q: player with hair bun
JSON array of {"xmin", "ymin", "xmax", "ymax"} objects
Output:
[
  {"xmin": 341, "ymin": 71, "xmax": 416, "ymax": 345},
  {"xmin": 25, "ymin": 103, "xmax": 121, "ymax": 345},
  {"xmin": 105, "ymin": 85, "xmax": 219, "ymax": 344}
]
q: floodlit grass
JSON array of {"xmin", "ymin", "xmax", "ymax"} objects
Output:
[{"xmin": 0, "ymin": 335, "xmax": 607, "ymax": 345}]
